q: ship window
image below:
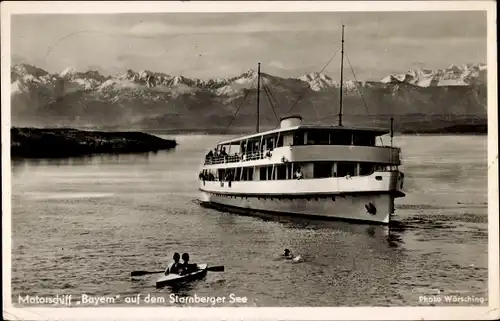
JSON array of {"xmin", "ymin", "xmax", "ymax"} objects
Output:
[
  {"xmin": 262, "ymin": 138, "xmax": 269, "ymax": 151},
  {"xmin": 353, "ymin": 133, "xmax": 375, "ymax": 146},
  {"xmin": 218, "ymin": 169, "xmax": 225, "ymax": 181},
  {"xmin": 306, "ymin": 130, "xmax": 319, "ymax": 144},
  {"xmin": 265, "ymin": 136, "xmax": 276, "ymax": 150},
  {"xmin": 307, "ymin": 130, "xmax": 329, "ymax": 145},
  {"xmin": 359, "ymin": 162, "xmax": 375, "ymax": 176},
  {"xmin": 305, "ymin": 130, "xmax": 315, "ymax": 144},
  {"xmin": 247, "ymin": 167, "xmax": 254, "ymax": 181},
  {"xmin": 267, "ymin": 166, "xmax": 273, "ymax": 180},
  {"xmin": 313, "ymin": 162, "xmax": 332, "ymax": 178},
  {"xmin": 330, "ymin": 132, "xmax": 351, "ymax": 145},
  {"xmin": 287, "ymin": 163, "xmax": 293, "ymax": 179},
  {"xmin": 336, "ymin": 162, "xmax": 356, "ymax": 177},
  {"xmin": 293, "ymin": 130, "xmax": 304, "ymax": 145},
  {"xmin": 247, "ymin": 140, "xmax": 260, "ymax": 153},
  {"xmin": 234, "ymin": 168, "xmax": 241, "ymax": 181},
  {"xmin": 240, "ymin": 142, "xmax": 245, "ymax": 154},
  {"xmin": 317, "ymin": 131, "xmax": 329, "ymax": 145},
  {"xmin": 259, "ymin": 167, "xmax": 267, "ymax": 181},
  {"xmin": 277, "ymin": 135, "xmax": 284, "ymax": 147},
  {"xmin": 226, "ymin": 168, "xmax": 235, "ymax": 181},
  {"xmin": 276, "ymin": 165, "xmax": 286, "ymax": 180}
]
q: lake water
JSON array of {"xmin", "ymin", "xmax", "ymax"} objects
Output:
[{"xmin": 10, "ymin": 135, "xmax": 488, "ymax": 307}]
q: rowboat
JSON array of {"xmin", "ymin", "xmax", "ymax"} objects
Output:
[
  {"xmin": 283, "ymin": 254, "xmax": 301, "ymax": 261},
  {"xmin": 156, "ymin": 264, "xmax": 208, "ymax": 288},
  {"xmin": 286, "ymin": 255, "xmax": 302, "ymax": 263}
]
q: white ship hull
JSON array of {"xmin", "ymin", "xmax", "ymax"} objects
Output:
[
  {"xmin": 199, "ymin": 171, "xmax": 404, "ymax": 224},
  {"xmin": 201, "ymin": 192, "xmax": 394, "ymax": 224}
]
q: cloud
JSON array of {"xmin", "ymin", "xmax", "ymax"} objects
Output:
[
  {"xmin": 126, "ymin": 19, "xmax": 342, "ymax": 37},
  {"xmin": 124, "ymin": 11, "xmax": 486, "ymax": 39},
  {"xmin": 11, "ymin": 12, "xmax": 487, "ymax": 80}
]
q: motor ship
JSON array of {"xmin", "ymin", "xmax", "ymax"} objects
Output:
[{"xmin": 198, "ymin": 26, "xmax": 405, "ymax": 224}]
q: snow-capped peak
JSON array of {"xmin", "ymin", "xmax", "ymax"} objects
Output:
[
  {"xmin": 380, "ymin": 63, "xmax": 486, "ymax": 87},
  {"xmin": 299, "ymin": 72, "xmax": 337, "ymax": 91},
  {"xmin": 446, "ymin": 64, "xmax": 462, "ymax": 73},
  {"xmin": 446, "ymin": 63, "xmax": 486, "ymax": 72},
  {"xmin": 240, "ymin": 69, "xmax": 258, "ymax": 79},
  {"xmin": 118, "ymin": 69, "xmax": 138, "ymax": 80},
  {"xmin": 229, "ymin": 69, "xmax": 259, "ymax": 86},
  {"xmin": 299, "ymin": 72, "xmax": 333, "ymax": 82},
  {"xmin": 11, "ymin": 63, "xmax": 49, "ymax": 78},
  {"xmin": 60, "ymin": 67, "xmax": 77, "ymax": 78},
  {"xmin": 10, "ymin": 62, "xmax": 487, "ymax": 103}
]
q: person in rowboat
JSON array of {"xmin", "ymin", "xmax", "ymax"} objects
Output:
[
  {"xmin": 179, "ymin": 253, "xmax": 198, "ymax": 275},
  {"xmin": 283, "ymin": 249, "xmax": 294, "ymax": 259},
  {"xmin": 165, "ymin": 252, "xmax": 182, "ymax": 275},
  {"xmin": 283, "ymin": 249, "xmax": 302, "ymax": 262}
]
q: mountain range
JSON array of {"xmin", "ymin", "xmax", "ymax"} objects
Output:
[{"xmin": 10, "ymin": 63, "xmax": 487, "ymax": 133}]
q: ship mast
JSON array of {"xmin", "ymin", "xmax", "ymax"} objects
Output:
[
  {"xmin": 256, "ymin": 62, "xmax": 261, "ymax": 133},
  {"xmin": 339, "ymin": 25, "xmax": 345, "ymax": 127}
]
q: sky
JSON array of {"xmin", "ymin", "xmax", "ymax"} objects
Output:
[{"xmin": 11, "ymin": 11, "xmax": 487, "ymax": 80}]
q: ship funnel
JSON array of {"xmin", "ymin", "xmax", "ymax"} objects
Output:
[{"xmin": 279, "ymin": 115, "xmax": 302, "ymax": 129}]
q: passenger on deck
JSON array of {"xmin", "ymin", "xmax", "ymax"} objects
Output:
[
  {"xmin": 294, "ymin": 168, "xmax": 303, "ymax": 180},
  {"xmin": 221, "ymin": 147, "xmax": 227, "ymax": 157},
  {"xmin": 180, "ymin": 253, "xmax": 198, "ymax": 275},
  {"xmin": 165, "ymin": 252, "xmax": 182, "ymax": 275}
]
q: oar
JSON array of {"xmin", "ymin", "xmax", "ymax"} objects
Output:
[
  {"xmin": 207, "ymin": 265, "xmax": 224, "ymax": 272},
  {"xmin": 131, "ymin": 270, "xmax": 164, "ymax": 277}
]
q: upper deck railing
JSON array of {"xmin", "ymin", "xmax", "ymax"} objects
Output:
[
  {"xmin": 204, "ymin": 151, "xmax": 266, "ymax": 165},
  {"xmin": 204, "ymin": 145, "xmax": 401, "ymax": 166}
]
